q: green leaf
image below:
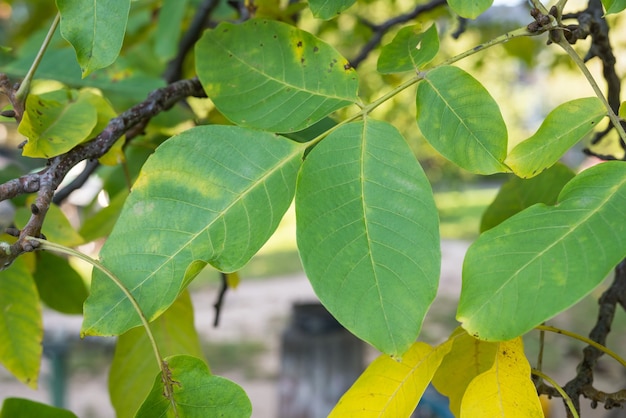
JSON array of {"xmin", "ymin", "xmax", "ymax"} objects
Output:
[
  {"xmin": 329, "ymin": 340, "xmax": 452, "ymax": 417},
  {"xmin": 416, "ymin": 66, "xmax": 509, "ymax": 175},
  {"xmin": 195, "ymin": 19, "xmax": 359, "ymax": 133},
  {"xmin": 33, "ymin": 252, "xmax": 88, "ymax": 314},
  {"xmin": 296, "ymin": 120, "xmax": 440, "ymax": 356},
  {"xmin": 377, "ymin": 24, "xmax": 439, "ymax": 74},
  {"xmin": 309, "ymin": 0, "xmax": 356, "ymax": 20},
  {"xmin": 458, "ymin": 161, "xmax": 626, "ymax": 341},
  {"xmin": 602, "ymin": 0, "xmax": 626, "ymax": 14},
  {"xmin": 480, "ymin": 163, "xmax": 575, "ymax": 232},
  {"xmin": 447, "ymin": 0, "xmax": 493, "ymax": 19},
  {"xmin": 110, "ymin": 291, "xmax": 204, "ymax": 418},
  {"xmin": 79, "ymin": 191, "xmax": 128, "ymax": 243},
  {"xmin": 19, "ymin": 88, "xmax": 98, "ymax": 159},
  {"xmin": 0, "ymin": 398, "xmax": 78, "ymax": 418},
  {"xmin": 83, "ymin": 126, "xmax": 304, "ymax": 336},
  {"xmin": 505, "ymin": 98, "xmax": 605, "ymax": 178},
  {"xmin": 135, "ymin": 355, "xmax": 252, "ymax": 418},
  {"xmin": 56, "ymin": 0, "xmax": 131, "ymax": 77},
  {"xmin": 0, "ymin": 257, "xmax": 42, "ymax": 388},
  {"xmin": 154, "ymin": 0, "xmax": 189, "ymax": 61}
]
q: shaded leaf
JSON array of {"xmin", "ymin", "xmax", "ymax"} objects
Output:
[
  {"xmin": 458, "ymin": 161, "xmax": 626, "ymax": 340},
  {"xmin": 0, "ymin": 257, "xmax": 42, "ymax": 388},
  {"xmin": 447, "ymin": 0, "xmax": 493, "ymax": 19},
  {"xmin": 329, "ymin": 340, "xmax": 452, "ymax": 417},
  {"xmin": 195, "ymin": 19, "xmax": 359, "ymax": 132},
  {"xmin": 309, "ymin": 0, "xmax": 356, "ymax": 20},
  {"xmin": 109, "ymin": 291, "xmax": 204, "ymax": 418},
  {"xmin": 296, "ymin": 120, "xmax": 440, "ymax": 356},
  {"xmin": 602, "ymin": 0, "xmax": 626, "ymax": 14},
  {"xmin": 505, "ymin": 98, "xmax": 605, "ymax": 178},
  {"xmin": 480, "ymin": 163, "xmax": 575, "ymax": 232},
  {"xmin": 377, "ymin": 24, "xmax": 439, "ymax": 74},
  {"xmin": 416, "ymin": 66, "xmax": 509, "ymax": 174},
  {"xmin": 0, "ymin": 398, "xmax": 77, "ymax": 418},
  {"xmin": 57, "ymin": 0, "xmax": 131, "ymax": 76},
  {"xmin": 19, "ymin": 88, "xmax": 97, "ymax": 159},
  {"xmin": 83, "ymin": 126, "xmax": 304, "ymax": 336},
  {"xmin": 15, "ymin": 199, "xmax": 83, "ymax": 247},
  {"xmin": 154, "ymin": 0, "xmax": 189, "ymax": 61},
  {"xmin": 79, "ymin": 191, "xmax": 128, "ymax": 243},
  {"xmin": 431, "ymin": 328, "xmax": 498, "ymax": 417},
  {"xmin": 135, "ymin": 355, "xmax": 251, "ymax": 418},
  {"xmin": 33, "ymin": 252, "xmax": 88, "ymax": 314},
  {"xmin": 460, "ymin": 338, "xmax": 544, "ymax": 417}
]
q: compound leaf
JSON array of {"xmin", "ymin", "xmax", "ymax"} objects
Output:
[
  {"xmin": 416, "ymin": 66, "xmax": 509, "ymax": 174},
  {"xmin": 82, "ymin": 125, "xmax": 304, "ymax": 336},
  {"xmin": 458, "ymin": 161, "xmax": 626, "ymax": 340},
  {"xmin": 56, "ymin": 0, "xmax": 131, "ymax": 76},
  {"xmin": 460, "ymin": 338, "xmax": 544, "ymax": 418},
  {"xmin": 0, "ymin": 257, "xmax": 42, "ymax": 388},
  {"xmin": 505, "ymin": 98, "xmax": 605, "ymax": 178},
  {"xmin": 296, "ymin": 120, "xmax": 440, "ymax": 356},
  {"xmin": 309, "ymin": 0, "xmax": 357, "ymax": 20},
  {"xmin": 135, "ymin": 355, "xmax": 251, "ymax": 418},
  {"xmin": 378, "ymin": 24, "xmax": 439, "ymax": 74},
  {"xmin": 195, "ymin": 19, "xmax": 358, "ymax": 133}
]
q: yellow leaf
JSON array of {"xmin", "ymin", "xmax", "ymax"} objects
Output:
[
  {"xmin": 226, "ymin": 271, "xmax": 240, "ymax": 289},
  {"xmin": 329, "ymin": 340, "xmax": 452, "ymax": 417},
  {"xmin": 432, "ymin": 328, "xmax": 499, "ymax": 417},
  {"xmin": 460, "ymin": 338, "xmax": 544, "ymax": 418}
]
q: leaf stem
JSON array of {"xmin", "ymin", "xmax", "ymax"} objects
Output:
[
  {"xmin": 555, "ymin": 39, "xmax": 626, "ymax": 145},
  {"xmin": 531, "ymin": 368, "xmax": 579, "ymax": 418},
  {"xmin": 28, "ymin": 237, "xmax": 179, "ymax": 414},
  {"xmin": 15, "ymin": 13, "xmax": 60, "ymax": 102},
  {"xmin": 307, "ymin": 25, "xmax": 537, "ymax": 148},
  {"xmin": 535, "ymin": 324, "xmax": 626, "ymax": 368}
]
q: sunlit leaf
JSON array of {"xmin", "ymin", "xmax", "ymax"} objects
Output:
[
  {"xmin": 109, "ymin": 291, "xmax": 204, "ymax": 418},
  {"xmin": 505, "ymin": 98, "xmax": 605, "ymax": 178},
  {"xmin": 0, "ymin": 258, "xmax": 42, "ymax": 388},
  {"xmin": 309, "ymin": 0, "xmax": 356, "ymax": 20},
  {"xmin": 431, "ymin": 328, "xmax": 498, "ymax": 417},
  {"xmin": 447, "ymin": 0, "xmax": 493, "ymax": 19},
  {"xmin": 602, "ymin": 0, "xmax": 626, "ymax": 14},
  {"xmin": 135, "ymin": 355, "xmax": 251, "ymax": 418},
  {"xmin": 19, "ymin": 88, "xmax": 97, "ymax": 159},
  {"xmin": 83, "ymin": 126, "xmax": 304, "ymax": 336},
  {"xmin": 480, "ymin": 163, "xmax": 575, "ymax": 232},
  {"xmin": 458, "ymin": 161, "xmax": 626, "ymax": 341},
  {"xmin": 33, "ymin": 252, "xmax": 88, "ymax": 314},
  {"xmin": 195, "ymin": 19, "xmax": 359, "ymax": 132},
  {"xmin": 377, "ymin": 24, "xmax": 439, "ymax": 74},
  {"xmin": 416, "ymin": 66, "xmax": 509, "ymax": 174},
  {"xmin": 460, "ymin": 338, "xmax": 544, "ymax": 417},
  {"xmin": 296, "ymin": 120, "xmax": 440, "ymax": 356},
  {"xmin": 329, "ymin": 340, "xmax": 452, "ymax": 417},
  {"xmin": 56, "ymin": 0, "xmax": 131, "ymax": 76},
  {"xmin": 0, "ymin": 398, "xmax": 77, "ymax": 418}
]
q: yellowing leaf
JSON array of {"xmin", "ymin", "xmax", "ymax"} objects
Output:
[
  {"xmin": 329, "ymin": 340, "xmax": 452, "ymax": 417},
  {"xmin": 460, "ymin": 338, "xmax": 544, "ymax": 418},
  {"xmin": 432, "ymin": 328, "xmax": 498, "ymax": 417},
  {"xmin": 226, "ymin": 272, "xmax": 240, "ymax": 289}
]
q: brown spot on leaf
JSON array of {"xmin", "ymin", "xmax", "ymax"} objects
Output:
[
  {"xmin": 313, "ymin": 46, "xmax": 319, "ymax": 52},
  {"xmin": 297, "ymin": 41, "xmax": 303, "ymax": 47}
]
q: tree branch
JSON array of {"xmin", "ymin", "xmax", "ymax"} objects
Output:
[
  {"xmin": 0, "ymin": 77, "xmax": 206, "ymax": 269},
  {"xmin": 350, "ymin": 0, "xmax": 447, "ymax": 68}
]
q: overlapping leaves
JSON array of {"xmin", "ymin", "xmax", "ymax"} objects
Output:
[
  {"xmin": 82, "ymin": 126, "xmax": 305, "ymax": 336},
  {"xmin": 459, "ymin": 161, "xmax": 626, "ymax": 340}
]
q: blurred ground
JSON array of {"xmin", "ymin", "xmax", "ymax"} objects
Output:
[{"xmin": 1, "ymin": 239, "xmax": 625, "ymax": 418}]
